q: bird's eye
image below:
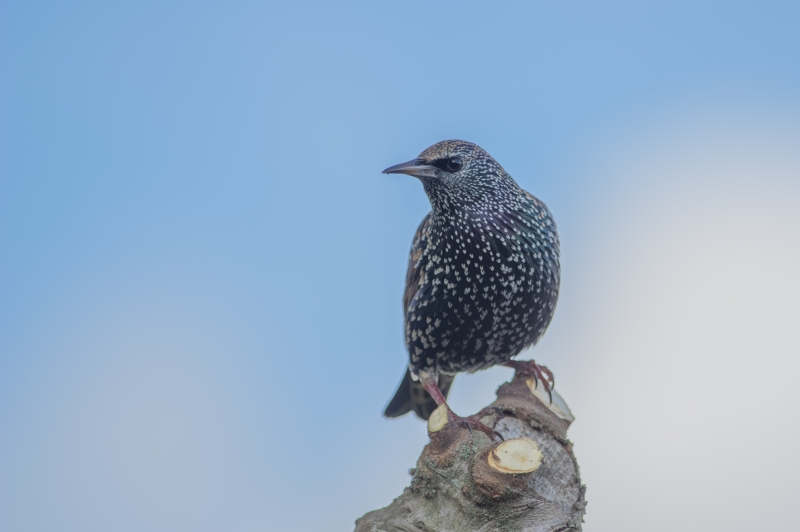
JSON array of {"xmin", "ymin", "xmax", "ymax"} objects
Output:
[
  {"xmin": 430, "ymin": 156, "xmax": 464, "ymax": 173},
  {"xmin": 447, "ymin": 157, "xmax": 463, "ymax": 172}
]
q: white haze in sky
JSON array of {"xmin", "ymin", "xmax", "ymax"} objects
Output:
[{"xmin": 449, "ymin": 110, "xmax": 800, "ymax": 531}]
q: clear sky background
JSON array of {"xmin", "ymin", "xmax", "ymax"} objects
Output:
[{"xmin": 2, "ymin": 2, "xmax": 799, "ymax": 531}]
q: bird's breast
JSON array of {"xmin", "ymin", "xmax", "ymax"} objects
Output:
[{"xmin": 406, "ymin": 211, "xmax": 558, "ymax": 374}]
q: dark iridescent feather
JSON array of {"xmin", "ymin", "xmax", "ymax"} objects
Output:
[{"xmin": 384, "ymin": 140, "xmax": 560, "ymax": 420}]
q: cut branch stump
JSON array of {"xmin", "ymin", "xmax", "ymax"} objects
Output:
[{"xmin": 356, "ymin": 374, "xmax": 586, "ymax": 532}]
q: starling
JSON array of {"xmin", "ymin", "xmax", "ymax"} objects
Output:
[{"xmin": 383, "ymin": 140, "xmax": 560, "ymax": 422}]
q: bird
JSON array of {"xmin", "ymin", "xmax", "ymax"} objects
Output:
[{"xmin": 382, "ymin": 140, "xmax": 560, "ymax": 424}]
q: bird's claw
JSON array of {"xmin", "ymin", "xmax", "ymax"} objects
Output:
[
  {"xmin": 445, "ymin": 406, "xmax": 503, "ymax": 441},
  {"xmin": 505, "ymin": 360, "xmax": 555, "ymax": 404}
]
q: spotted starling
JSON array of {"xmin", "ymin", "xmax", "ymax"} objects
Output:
[{"xmin": 383, "ymin": 140, "xmax": 560, "ymax": 421}]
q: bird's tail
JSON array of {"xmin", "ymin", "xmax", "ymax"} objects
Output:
[{"xmin": 383, "ymin": 368, "xmax": 454, "ymax": 421}]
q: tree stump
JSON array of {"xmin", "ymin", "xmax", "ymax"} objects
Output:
[{"xmin": 356, "ymin": 373, "xmax": 586, "ymax": 531}]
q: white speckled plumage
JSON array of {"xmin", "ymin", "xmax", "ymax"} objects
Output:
[{"xmin": 384, "ymin": 140, "xmax": 560, "ymax": 420}]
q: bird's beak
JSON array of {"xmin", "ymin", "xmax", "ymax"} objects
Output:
[{"xmin": 382, "ymin": 158, "xmax": 439, "ymax": 178}]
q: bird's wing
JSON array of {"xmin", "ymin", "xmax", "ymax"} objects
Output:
[
  {"xmin": 519, "ymin": 190, "xmax": 560, "ymax": 272},
  {"xmin": 403, "ymin": 213, "xmax": 432, "ymax": 319}
]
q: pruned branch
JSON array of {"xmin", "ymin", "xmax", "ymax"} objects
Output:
[{"xmin": 356, "ymin": 375, "xmax": 586, "ymax": 532}]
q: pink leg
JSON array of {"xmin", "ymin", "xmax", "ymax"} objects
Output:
[
  {"xmin": 422, "ymin": 378, "xmax": 501, "ymax": 440},
  {"xmin": 422, "ymin": 380, "xmax": 448, "ymax": 406}
]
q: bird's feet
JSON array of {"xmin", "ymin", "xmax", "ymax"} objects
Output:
[
  {"xmin": 423, "ymin": 378, "xmax": 503, "ymax": 440},
  {"xmin": 504, "ymin": 360, "xmax": 555, "ymax": 403},
  {"xmin": 446, "ymin": 405, "xmax": 504, "ymax": 441}
]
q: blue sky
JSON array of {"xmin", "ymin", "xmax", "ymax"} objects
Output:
[{"xmin": 2, "ymin": 2, "xmax": 799, "ymax": 531}]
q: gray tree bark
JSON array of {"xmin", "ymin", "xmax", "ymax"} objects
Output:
[{"xmin": 356, "ymin": 374, "xmax": 586, "ymax": 532}]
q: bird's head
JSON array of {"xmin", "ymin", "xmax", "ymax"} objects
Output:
[{"xmin": 383, "ymin": 140, "xmax": 518, "ymax": 212}]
